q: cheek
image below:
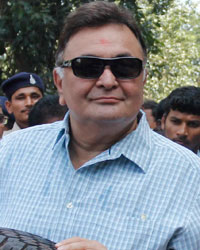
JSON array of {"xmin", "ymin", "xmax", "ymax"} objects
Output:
[
  {"xmin": 12, "ymin": 102, "xmax": 26, "ymax": 115},
  {"xmin": 121, "ymin": 81, "xmax": 140, "ymax": 96},
  {"xmin": 15, "ymin": 102, "xmax": 24, "ymax": 110},
  {"xmin": 125, "ymin": 84, "xmax": 144, "ymax": 107},
  {"xmin": 164, "ymin": 121, "xmax": 175, "ymax": 136},
  {"xmin": 63, "ymin": 77, "xmax": 94, "ymax": 101},
  {"xmin": 190, "ymin": 130, "xmax": 200, "ymax": 141},
  {"xmin": 61, "ymin": 84, "xmax": 83, "ymax": 110}
]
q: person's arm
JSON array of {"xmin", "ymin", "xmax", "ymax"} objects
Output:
[
  {"xmin": 55, "ymin": 237, "xmax": 107, "ymax": 250},
  {"xmin": 167, "ymin": 195, "xmax": 200, "ymax": 249}
]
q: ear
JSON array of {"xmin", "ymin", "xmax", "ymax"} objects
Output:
[
  {"xmin": 53, "ymin": 68, "xmax": 67, "ymax": 106},
  {"xmin": 5, "ymin": 100, "xmax": 13, "ymax": 114},
  {"xmin": 142, "ymin": 68, "xmax": 148, "ymax": 84},
  {"xmin": 161, "ymin": 115, "xmax": 166, "ymax": 130}
]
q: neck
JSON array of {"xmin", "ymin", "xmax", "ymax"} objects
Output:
[
  {"xmin": 69, "ymin": 116, "xmax": 138, "ymax": 169},
  {"xmin": 16, "ymin": 121, "xmax": 28, "ymax": 129}
]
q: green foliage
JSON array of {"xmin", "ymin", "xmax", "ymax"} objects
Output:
[
  {"xmin": 143, "ymin": 2, "xmax": 200, "ymax": 100},
  {"xmin": 1, "ymin": 0, "xmax": 199, "ymax": 101},
  {"xmin": 0, "ymin": 0, "xmax": 71, "ymax": 94},
  {"xmin": 0, "ymin": 0, "xmax": 173, "ymax": 95}
]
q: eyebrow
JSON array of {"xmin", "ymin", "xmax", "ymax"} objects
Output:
[
  {"xmin": 15, "ymin": 92, "xmax": 41, "ymax": 98},
  {"xmin": 15, "ymin": 93, "xmax": 26, "ymax": 97},
  {"xmin": 188, "ymin": 120, "xmax": 200, "ymax": 123},
  {"xmin": 169, "ymin": 116, "xmax": 180, "ymax": 120}
]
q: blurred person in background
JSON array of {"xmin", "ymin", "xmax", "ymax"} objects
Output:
[
  {"xmin": 161, "ymin": 86, "xmax": 200, "ymax": 156},
  {"xmin": 29, "ymin": 94, "xmax": 68, "ymax": 126},
  {"xmin": 0, "ymin": 96, "xmax": 15, "ymax": 131},
  {"xmin": 153, "ymin": 97, "xmax": 167, "ymax": 134},
  {"xmin": 0, "ymin": 102, "xmax": 7, "ymax": 139},
  {"xmin": 141, "ymin": 99, "xmax": 158, "ymax": 129},
  {"xmin": 0, "ymin": 96, "xmax": 15, "ymax": 138},
  {"xmin": 1, "ymin": 72, "xmax": 45, "ymax": 135}
]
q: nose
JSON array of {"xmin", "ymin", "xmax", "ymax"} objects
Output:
[
  {"xmin": 25, "ymin": 97, "xmax": 34, "ymax": 106},
  {"xmin": 96, "ymin": 66, "xmax": 118, "ymax": 90},
  {"xmin": 176, "ymin": 124, "xmax": 188, "ymax": 137}
]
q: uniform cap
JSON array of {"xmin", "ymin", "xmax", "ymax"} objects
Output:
[{"xmin": 1, "ymin": 72, "xmax": 45, "ymax": 99}]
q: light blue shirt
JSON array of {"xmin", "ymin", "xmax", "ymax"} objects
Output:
[{"xmin": 1, "ymin": 112, "xmax": 200, "ymax": 250}]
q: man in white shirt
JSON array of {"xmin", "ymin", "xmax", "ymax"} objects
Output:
[{"xmin": 161, "ymin": 86, "xmax": 200, "ymax": 155}]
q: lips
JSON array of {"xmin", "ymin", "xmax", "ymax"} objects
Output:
[
  {"xmin": 21, "ymin": 109, "xmax": 31, "ymax": 114},
  {"xmin": 93, "ymin": 97, "xmax": 122, "ymax": 104},
  {"xmin": 173, "ymin": 139, "xmax": 187, "ymax": 146}
]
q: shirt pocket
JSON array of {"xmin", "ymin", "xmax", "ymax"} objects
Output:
[{"xmin": 70, "ymin": 209, "xmax": 155, "ymax": 250}]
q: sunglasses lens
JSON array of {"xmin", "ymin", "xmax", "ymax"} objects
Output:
[
  {"xmin": 112, "ymin": 58, "xmax": 143, "ymax": 79},
  {"xmin": 72, "ymin": 58, "xmax": 103, "ymax": 79},
  {"xmin": 70, "ymin": 57, "xmax": 143, "ymax": 79}
]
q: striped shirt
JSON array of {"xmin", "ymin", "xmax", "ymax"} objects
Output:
[{"xmin": 0, "ymin": 112, "xmax": 200, "ymax": 250}]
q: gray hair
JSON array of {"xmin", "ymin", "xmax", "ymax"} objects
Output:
[{"xmin": 55, "ymin": 1, "xmax": 147, "ymax": 67}]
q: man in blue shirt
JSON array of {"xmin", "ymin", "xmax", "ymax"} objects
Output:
[{"xmin": 1, "ymin": 2, "xmax": 200, "ymax": 250}]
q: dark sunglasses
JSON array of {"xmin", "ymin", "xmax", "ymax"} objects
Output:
[{"xmin": 61, "ymin": 56, "xmax": 143, "ymax": 79}]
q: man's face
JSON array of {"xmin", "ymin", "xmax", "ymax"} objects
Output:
[
  {"xmin": 161, "ymin": 109, "xmax": 200, "ymax": 153},
  {"xmin": 6, "ymin": 86, "xmax": 43, "ymax": 128},
  {"xmin": 54, "ymin": 24, "xmax": 146, "ymax": 126}
]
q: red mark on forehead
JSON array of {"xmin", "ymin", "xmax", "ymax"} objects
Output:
[{"xmin": 99, "ymin": 38, "xmax": 110, "ymax": 45}]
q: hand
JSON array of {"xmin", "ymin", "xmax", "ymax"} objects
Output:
[{"xmin": 55, "ymin": 237, "xmax": 107, "ymax": 250}]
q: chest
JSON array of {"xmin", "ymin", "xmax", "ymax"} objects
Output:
[{"xmin": 0, "ymin": 157, "xmax": 191, "ymax": 250}]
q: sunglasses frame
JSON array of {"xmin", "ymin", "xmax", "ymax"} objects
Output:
[{"xmin": 60, "ymin": 56, "xmax": 144, "ymax": 79}]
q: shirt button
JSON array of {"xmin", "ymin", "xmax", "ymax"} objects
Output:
[
  {"xmin": 141, "ymin": 214, "xmax": 147, "ymax": 221},
  {"xmin": 66, "ymin": 202, "xmax": 73, "ymax": 209}
]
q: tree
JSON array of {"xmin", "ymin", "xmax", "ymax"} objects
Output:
[
  {"xmin": 0, "ymin": 0, "xmax": 72, "ymax": 94},
  {"xmin": 142, "ymin": 1, "xmax": 200, "ymax": 100},
  {"xmin": 0, "ymin": 0, "xmax": 174, "ymax": 95}
]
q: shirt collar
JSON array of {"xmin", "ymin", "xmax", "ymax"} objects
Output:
[
  {"xmin": 53, "ymin": 112, "xmax": 70, "ymax": 150},
  {"xmin": 53, "ymin": 110, "xmax": 152, "ymax": 173},
  {"xmin": 108, "ymin": 110, "xmax": 152, "ymax": 173}
]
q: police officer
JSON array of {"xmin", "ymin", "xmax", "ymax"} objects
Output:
[{"xmin": 1, "ymin": 72, "xmax": 45, "ymax": 135}]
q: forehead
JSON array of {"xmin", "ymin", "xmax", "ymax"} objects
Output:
[
  {"xmin": 64, "ymin": 23, "xmax": 144, "ymax": 59},
  {"xmin": 12, "ymin": 86, "xmax": 42, "ymax": 97},
  {"xmin": 168, "ymin": 109, "xmax": 200, "ymax": 121}
]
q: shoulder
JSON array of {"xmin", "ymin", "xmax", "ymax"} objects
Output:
[
  {"xmin": 0, "ymin": 121, "xmax": 64, "ymax": 150},
  {"xmin": 150, "ymin": 130, "xmax": 200, "ymax": 171},
  {"xmin": 128, "ymin": 113, "xmax": 200, "ymax": 176}
]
